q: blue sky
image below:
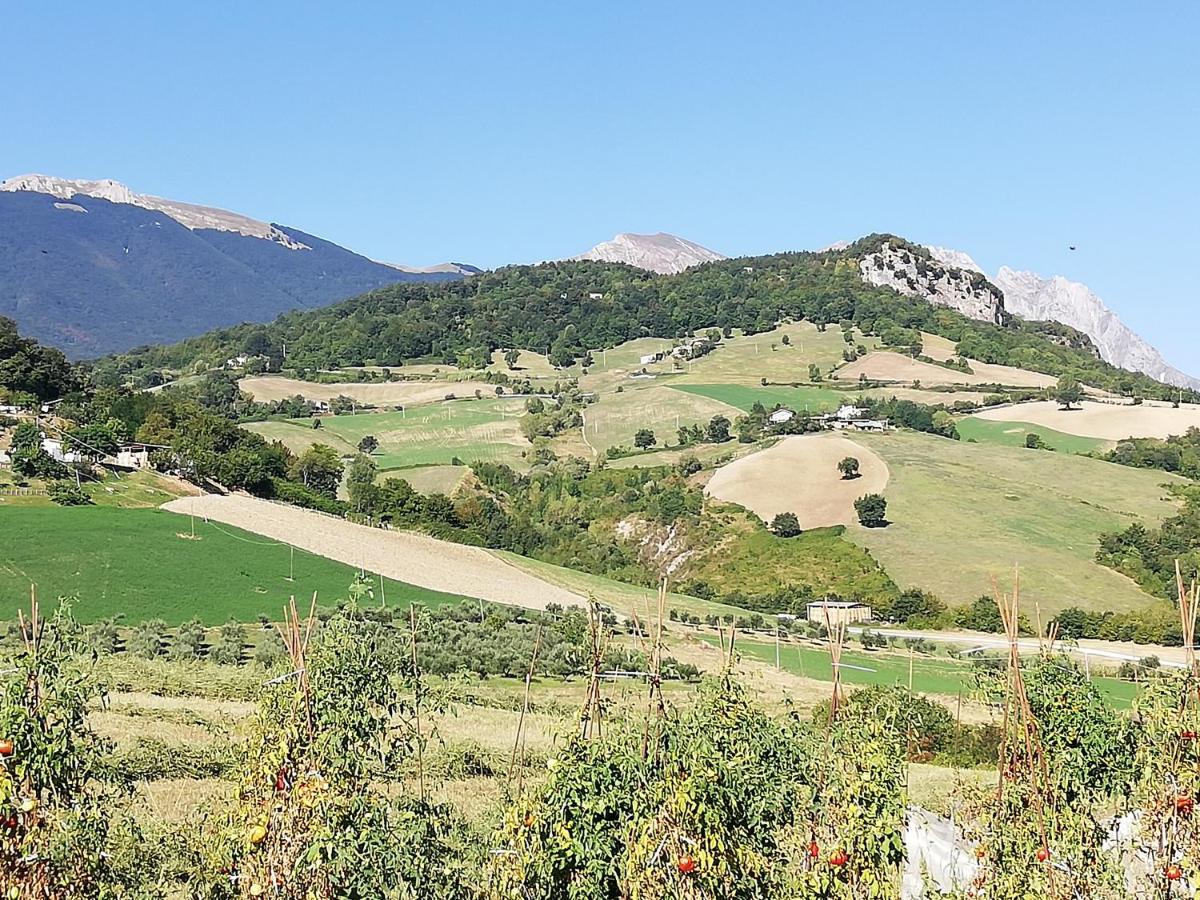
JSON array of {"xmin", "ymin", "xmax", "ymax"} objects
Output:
[{"xmin": 2, "ymin": 2, "xmax": 1197, "ymax": 372}]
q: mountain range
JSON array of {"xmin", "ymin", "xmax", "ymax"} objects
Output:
[
  {"xmin": 0, "ymin": 175, "xmax": 465, "ymax": 358},
  {"xmin": 581, "ymin": 232, "xmax": 1198, "ymax": 390},
  {"xmin": 2, "ymin": 174, "xmax": 1194, "ymax": 389}
]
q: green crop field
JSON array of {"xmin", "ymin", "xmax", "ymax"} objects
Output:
[
  {"xmin": 670, "ymin": 323, "xmax": 878, "ymax": 386},
  {"xmin": 378, "ymin": 464, "xmax": 469, "ymax": 495},
  {"xmin": 0, "ymin": 506, "xmax": 467, "ymax": 625},
  {"xmin": 671, "ymin": 383, "xmax": 844, "ymax": 414},
  {"xmin": 843, "ymin": 432, "xmax": 1188, "ymax": 615},
  {"xmin": 245, "ymin": 397, "xmax": 531, "ymax": 469},
  {"xmin": 956, "ymin": 417, "xmax": 1111, "ymax": 455},
  {"xmin": 711, "ymin": 634, "xmax": 1138, "ymax": 708}
]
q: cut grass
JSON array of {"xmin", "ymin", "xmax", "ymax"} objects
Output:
[
  {"xmin": 577, "ymin": 383, "xmax": 740, "ymax": 454},
  {"xmin": 0, "ymin": 506, "xmax": 467, "ymax": 625},
  {"xmin": 378, "ymin": 464, "xmax": 469, "ymax": 495},
  {"xmin": 671, "ymin": 383, "xmax": 843, "ymax": 414},
  {"xmin": 956, "ymin": 417, "xmax": 1110, "ymax": 455},
  {"xmin": 844, "ymin": 432, "xmax": 1188, "ymax": 616},
  {"xmin": 246, "ymin": 397, "xmax": 531, "ymax": 469}
]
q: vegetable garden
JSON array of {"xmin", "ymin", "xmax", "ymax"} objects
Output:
[{"xmin": 4, "ymin": 568, "xmax": 1200, "ymax": 897}]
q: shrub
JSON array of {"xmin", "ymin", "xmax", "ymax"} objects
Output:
[
  {"xmin": 771, "ymin": 511, "xmax": 803, "ymax": 537},
  {"xmin": 854, "ymin": 493, "xmax": 888, "ymax": 527}
]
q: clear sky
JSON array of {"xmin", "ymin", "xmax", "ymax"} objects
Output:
[{"xmin": 2, "ymin": 2, "xmax": 1196, "ymax": 372}]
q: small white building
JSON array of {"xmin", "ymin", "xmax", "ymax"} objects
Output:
[
  {"xmin": 836, "ymin": 404, "xmax": 865, "ymax": 421},
  {"xmin": 805, "ymin": 600, "xmax": 872, "ymax": 627},
  {"xmin": 110, "ymin": 442, "xmax": 158, "ymax": 469},
  {"xmin": 639, "ymin": 353, "xmax": 659, "ymax": 366},
  {"xmin": 42, "ymin": 437, "xmax": 83, "ymax": 464},
  {"xmin": 588, "ymin": 292, "xmax": 604, "ymax": 300},
  {"xmin": 852, "ymin": 419, "xmax": 889, "ymax": 433},
  {"xmin": 0, "ymin": 404, "xmax": 21, "ymax": 416},
  {"xmin": 768, "ymin": 408, "xmax": 795, "ymax": 424}
]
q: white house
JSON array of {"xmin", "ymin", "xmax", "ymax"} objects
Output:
[
  {"xmin": 110, "ymin": 442, "xmax": 158, "ymax": 469},
  {"xmin": 836, "ymin": 404, "xmax": 864, "ymax": 421},
  {"xmin": 851, "ymin": 419, "xmax": 889, "ymax": 433},
  {"xmin": 768, "ymin": 408, "xmax": 795, "ymax": 424},
  {"xmin": 42, "ymin": 437, "xmax": 83, "ymax": 465}
]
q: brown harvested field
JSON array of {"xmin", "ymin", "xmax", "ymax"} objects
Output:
[
  {"xmin": 161, "ymin": 494, "xmax": 584, "ymax": 611},
  {"xmin": 703, "ymin": 433, "xmax": 889, "ymax": 528},
  {"xmin": 974, "ymin": 399, "xmax": 1200, "ymax": 440},
  {"xmin": 836, "ymin": 351, "xmax": 1056, "ymax": 388},
  {"xmin": 238, "ymin": 376, "xmax": 498, "ymax": 407}
]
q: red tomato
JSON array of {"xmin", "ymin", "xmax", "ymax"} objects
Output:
[
  {"xmin": 1166, "ymin": 863, "xmax": 1183, "ymax": 881},
  {"xmin": 1036, "ymin": 848, "xmax": 1049, "ymax": 863},
  {"xmin": 676, "ymin": 856, "xmax": 696, "ymax": 874},
  {"xmin": 808, "ymin": 840, "xmax": 820, "ymax": 859},
  {"xmin": 0, "ymin": 739, "xmax": 13, "ymax": 757},
  {"xmin": 1177, "ymin": 795, "xmax": 1194, "ymax": 814},
  {"xmin": 829, "ymin": 849, "xmax": 848, "ymax": 867}
]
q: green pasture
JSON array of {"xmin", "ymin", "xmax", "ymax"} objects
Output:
[
  {"xmin": 0, "ymin": 506, "xmax": 467, "ymax": 625},
  {"xmin": 671, "ymin": 383, "xmax": 843, "ymax": 414},
  {"xmin": 956, "ymin": 417, "xmax": 1111, "ymax": 455},
  {"xmin": 246, "ymin": 397, "xmax": 531, "ymax": 469},
  {"xmin": 845, "ymin": 432, "xmax": 1188, "ymax": 616},
  {"xmin": 711, "ymin": 633, "xmax": 1138, "ymax": 708},
  {"xmin": 578, "ymin": 383, "xmax": 739, "ymax": 453}
]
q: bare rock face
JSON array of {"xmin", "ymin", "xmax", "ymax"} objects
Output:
[
  {"xmin": 0, "ymin": 173, "xmax": 309, "ymax": 249},
  {"xmin": 858, "ymin": 240, "xmax": 1005, "ymax": 324},
  {"xmin": 993, "ymin": 267, "xmax": 1200, "ymax": 390},
  {"xmin": 576, "ymin": 232, "xmax": 725, "ymax": 274},
  {"xmin": 923, "ymin": 245, "xmax": 1199, "ymax": 390}
]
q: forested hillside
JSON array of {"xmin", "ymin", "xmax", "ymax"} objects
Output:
[{"xmin": 92, "ymin": 238, "xmax": 1198, "ymax": 401}]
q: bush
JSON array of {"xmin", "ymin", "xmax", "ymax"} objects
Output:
[
  {"xmin": 48, "ymin": 479, "xmax": 91, "ymax": 505},
  {"xmin": 771, "ymin": 511, "xmax": 803, "ymax": 537},
  {"xmin": 854, "ymin": 493, "xmax": 887, "ymax": 527}
]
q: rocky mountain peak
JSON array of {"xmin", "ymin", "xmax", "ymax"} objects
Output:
[{"xmin": 576, "ymin": 232, "xmax": 726, "ymax": 274}]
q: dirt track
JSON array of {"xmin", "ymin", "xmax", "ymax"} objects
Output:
[
  {"xmin": 704, "ymin": 433, "xmax": 889, "ymax": 528},
  {"xmin": 162, "ymin": 494, "xmax": 584, "ymax": 610},
  {"xmin": 974, "ymin": 399, "xmax": 1200, "ymax": 440}
]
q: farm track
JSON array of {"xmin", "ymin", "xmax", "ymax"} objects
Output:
[{"xmin": 162, "ymin": 494, "xmax": 585, "ymax": 611}]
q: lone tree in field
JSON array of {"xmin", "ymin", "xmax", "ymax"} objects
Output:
[
  {"xmin": 633, "ymin": 428, "xmax": 657, "ymax": 450},
  {"xmin": 357, "ymin": 434, "xmax": 379, "ymax": 454},
  {"xmin": 855, "ymin": 493, "xmax": 888, "ymax": 528},
  {"xmin": 771, "ymin": 511, "xmax": 803, "ymax": 537},
  {"xmin": 838, "ymin": 456, "xmax": 861, "ymax": 479},
  {"xmin": 504, "ymin": 348, "xmax": 521, "ymax": 369},
  {"xmin": 1055, "ymin": 374, "xmax": 1083, "ymax": 410}
]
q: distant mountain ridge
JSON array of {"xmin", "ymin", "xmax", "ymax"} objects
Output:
[
  {"xmin": 922, "ymin": 246, "xmax": 1200, "ymax": 390},
  {"xmin": 0, "ymin": 175, "xmax": 470, "ymax": 358},
  {"xmin": 575, "ymin": 232, "xmax": 726, "ymax": 274}
]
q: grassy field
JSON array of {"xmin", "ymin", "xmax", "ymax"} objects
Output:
[
  {"xmin": 707, "ymin": 632, "xmax": 1139, "ymax": 708},
  {"xmin": 669, "ymin": 323, "xmax": 876, "ymax": 385},
  {"xmin": 378, "ymin": 464, "xmax": 469, "ymax": 495},
  {"xmin": 671, "ymin": 383, "xmax": 844, "ymax": 414},
  {"xmin": 843, "ymin": 432, "xmax": 1188, "ymax": 615},
  {"xmin": 956, "ymin": 417, "xmax": 1111, "ymax": 455},
  {"xmin": 0, "ymin": 468, "xmax": 195, "ymax": 509},
  {"xmin": 575, "ymin": 383, "xmax": 740, "ymax": 453},
  {"xmin": 0, "ymin": 506, "xmax": 467, "ymax": 625},
  {"xmin": 246, "ymin": 397, "xmax": 531, "ymax": 469},
  {"xmin": 683, "ymin": 514, "xmax": 898, "ymax": 602}
]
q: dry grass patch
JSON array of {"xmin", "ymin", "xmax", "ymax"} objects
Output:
[
  {"xmin": 704, "ymin": 433, "xmax": 889, "ymax": 528},
  {"xmin": 837, "ymin": 351, "xmax": 1055, "ymax": 388},
  {"xmin": 974, "ymin": 399, "xmax": 1200, "ymax": 440},
  {"xmin": 162, "ymin": 494, "xmax": 585, "ymax": 611},
  {"xmin": 239, "ymin": 376, "xmax": 498, "ymax": 407}
]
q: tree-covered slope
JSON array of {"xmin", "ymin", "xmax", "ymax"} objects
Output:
[
  {"xmin": 0, "ymin": 189, "xmax": 458, "ymax": 358},
  {"xmin": 92, "ymin": 238, "xmax": 1197, "ymax": 400}
]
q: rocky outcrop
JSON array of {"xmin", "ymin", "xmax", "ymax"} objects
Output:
[
  {"xmin": 576, "ymin": 232, "xmax": 725, "ymax": 274},
  {"xmin": 924, "ymin": 245, "xmax": 1199, "ymax": 390},
  {"xmin": 858, "ymin": 240, "xmax": 1005, "ymax": 325}
]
